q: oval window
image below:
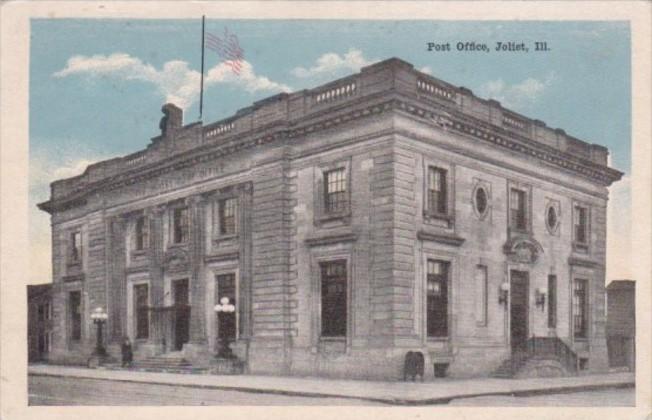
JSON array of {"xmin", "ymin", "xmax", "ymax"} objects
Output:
[
  {"xmin": 475, "ymin": 187, "xmax": 488, "ymax": 215},
  {"xmin": 547, "ymin": 206, "xmax": 558, "ymax": 231}
]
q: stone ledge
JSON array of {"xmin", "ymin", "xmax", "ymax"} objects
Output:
[
  {"xmin": 416, "ymin": 229, "xmax": 465, "ymax": 247},
  {"xmin": 305, "ymin": 232, "xmax": 358, "ymax": 247},
  {"xmin": 568, "ymin": 256, "xmax": 603, "ymax": 269},
  {"xmin": 204, "ymin": 250, "xmax": 240, "ymax": 264}
]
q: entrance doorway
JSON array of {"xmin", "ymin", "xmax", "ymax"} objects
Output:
[
  {"xmin": 172, "ymin": 279, "xmax": 190, "ymax": 351},
  {"xmin": 216, "ymin": 273, "xmax": 237, "ymax": 342},
  {"xmin": 510, "ymin": 270, "xmax": 529, "ymax": 353}
]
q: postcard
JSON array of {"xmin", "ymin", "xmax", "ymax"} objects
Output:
[{"xmin": 1, "ymin": 1, "xmax": 650, "ymax": 419}]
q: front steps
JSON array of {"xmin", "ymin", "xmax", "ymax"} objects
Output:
[
  {"xmin": 122, "ymin": 351, "xmax": 208, "ymax": 374},
  {"xmin": 491, "ymin": 337, "xmax": 579, "ymax": 379}
]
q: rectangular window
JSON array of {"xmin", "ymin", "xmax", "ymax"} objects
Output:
[
  {"xmin": 70, "ymin": 231, "xmax": 82, "ymax": 263},
  {"xmin": 38, "ymin": 302, "xmax": 50, "ymax": 322},
  {"xmin": 219, "ymin": 198, "xmax": 238, "ymax": 235},
  {"xmin": 134, "ymin": 284, "xmax": 149, "ymax": 339},
  {"xmin": 320, "ymin": 261, "xmax": 347, "ymax": 338},
  {"xmin": 475, "ymin": 265, "xmax": 488, "ymax": 326},
  {"xmin": 69, "ymin": 291, "xmax": 81, "ymax": 341},
  {"xmin": 510, "ymin": 189, "xmax": 527, "ymax": 230},
  {"xmin": 574, "ymin": 206, "xmax": 588, "ymax": 244},
  {"xmin": 324, "ymin": 168, "xmax": 348, "ymax": 214},
  {"xmin": 427, "ymin": 260, "xmax": 449, "ymax": 338},
  {"xmin": 573, "ymin": 279, "xmax": 588, "ymax": 339},
  {"xmin": 172, "ymin": 207, "xmax": 189, "ymax": 244},
  {"xmin": 428, "ymin": 166, "xmax": 448, "ymax": 215},
  {"xmin": 548, "ymin": 275, "xmax": 557, "ymax": 328},
  {"xmin": 135, "ymin": 216, "xmax": 149, "ymax": 251}
]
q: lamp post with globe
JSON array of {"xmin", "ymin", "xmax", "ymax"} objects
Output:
[
  {"xmin": 214, "ymin": 297, "xmax": 236, "ymax": 359},
  {"xmin": 90, "ymin": 307, "xmax": 109, "ymax": 357}
]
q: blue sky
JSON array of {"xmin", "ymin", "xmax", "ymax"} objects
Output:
[{"xmin": 29, "ymin": 19, "xmax": 631, "ymax": 283}]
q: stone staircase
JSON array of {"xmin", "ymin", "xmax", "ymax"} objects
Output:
[
  {"xmin": 491, "ymin": 337, "xmax": 579, "ymax": 379},
  {"xmin": 491, "ymin": 352, "xmax": 529, "ymax": 378},
  {"xmin": 127, "ymin": 351, "xmax": 208, "ymax": 374}
]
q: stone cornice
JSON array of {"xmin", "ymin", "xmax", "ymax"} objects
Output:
[
  {"xmin": 416, "ymin": 229, "xmax": 465, "ymax": 247},
  {"xmin": 38, "ymin": 93, "xmax": 622, "ymax": 214},
  {"xmin": 394, "ymin": 98, "xmax": 623, "ymax": 187}
]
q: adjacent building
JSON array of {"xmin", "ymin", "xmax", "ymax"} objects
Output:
[
  {"xmin": 27, "ymin": 284, "xmax": 53, "ymax": 363},
  {"xmin": 606, "ymin": 280, "xmax": 635, "ymax": 371},
  {"xmin": 38, "ymin": 58, "xmax": 623, "ymax": 379}
]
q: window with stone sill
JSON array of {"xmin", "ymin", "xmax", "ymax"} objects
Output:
[
  {"xmin": 426, "ymin": 166, "xmax": 448, "ymax": 218},
  {"xmin": 171, "ymin": 206, "xmax": 189, "ymax": 244},
  {"xmin": 509, "ymin": 188, "xmax": 528, "ymax": 231},
  {"xmin": 68, "ymin": 231, "xmax": 83, "ymax": 265},
  {"xmin": 134, "ymin": 215, "xmax": 149, "ymax": 251},
  {"xmin": 573, "ymin": 205, "xmax": 589, "ymax": 251},
  {"xmin": 548, "ymin": 275, "xmax": 557, "ymax": 329},
  {"xmin": 69, "ymin": 290, "xmax": 82, "ymax": 341},
  {"xmin": 315, "ymin": 159, "xmax": 351, "ymax": 225},
  {"xmin": 573, "ymin": 278, "xmax": 589, "ymax": 339},
  {"xmin": 217, "ymin": 197, "xmax": 238, "ymax": 237},
  {"xmin": 320, "ymin": 260, "xmax": 348, "ymax": 338},
  {"xmin": 427, "ymin": 259, "xmax": 450, "ymax": 338},
  {"xmin": 324, "ymin": 168, "xmax": 348, "ymax": 215}
]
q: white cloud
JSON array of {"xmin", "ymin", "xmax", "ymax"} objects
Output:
[
  {"xmin": 606, "ymin": 174, "xmax": 632, "ymax": 282},
  {"xmin": 478, "ymin": 72, "xmax": 555, "ymax": 109},
  {"xmin": 29, "ymin": 151, "xmax": 107, "ymax": 284},
  {"xmin": 291, "ymin": 49, "xmax": 376, "ymax": 78},
  {"xmin": 54, "ymin": 53, "xmax": 291, "ymax": 110},
  {"xmin": 419, "ymin": 66, "xmax": 433, "ymax": 75}
]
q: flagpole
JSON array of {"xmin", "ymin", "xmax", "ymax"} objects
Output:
[{"xmin": 199, "ymin": 15, "xmax": 206, "ymax": 121}]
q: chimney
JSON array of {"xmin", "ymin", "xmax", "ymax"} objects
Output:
[{"xmin": 159, "ymin": 103, "xmax": 183, "ymax": 136}]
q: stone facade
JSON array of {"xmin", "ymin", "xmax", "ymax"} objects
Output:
[{"xmin": 38, "ymin": 58, "xmax": 622, "ymax": 379}]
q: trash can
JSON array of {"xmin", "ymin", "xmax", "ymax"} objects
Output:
[{"xmin": 434, "ymin": 363, "xmax": 449, "ymax": 378}]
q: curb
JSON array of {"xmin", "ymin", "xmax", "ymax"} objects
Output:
[{"xmin": 29, "ymin": 371, "xmax": 635, "ymax": 406}]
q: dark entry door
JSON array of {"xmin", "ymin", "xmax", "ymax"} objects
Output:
[
  {"xmin": 510, "ymin": 270, "xmax": 529, "ymax": 353},
  {"xmin": 173, "ymin": 279, "xmax": 190, "ymax": 351},
  {"xmin": 217, "ymin": 274, "xmax": 237, "ymax": 342}
]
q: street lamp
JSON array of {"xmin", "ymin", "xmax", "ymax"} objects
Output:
[
  {"xmin": 498, "ymin": 282, "xmax": 510, "ymax": 305},
  {"xmin": 90, "ymin": 307, "xmax": 108, "ymax": 357},
  {"xmin": 214, "ymin": 297, "xmax": 235, "ymax": 359}
]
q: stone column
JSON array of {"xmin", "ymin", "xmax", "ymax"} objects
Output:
[
  {"xmin": 238, "ymin": 182, "xmax": 254, "ymax": 339},
  {"xmin": 188, "ymin": 194, "xmax": 207, "ymax": 345},
  {"xmin": 146, "ymin": 205, "xmax": 167, "ymax": 347},
  {"xmin": 107, "ymin": 216, "xmax": 127, "ymax": 342}
]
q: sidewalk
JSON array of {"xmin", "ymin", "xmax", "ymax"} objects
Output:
[{"xmin": 28, "ymin": 364, "xmax": 634, "ymax": 405}]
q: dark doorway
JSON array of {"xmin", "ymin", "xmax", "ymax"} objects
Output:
[
  {"xmin": 173, "ymin": 279, "xmax": 190, "ymax": 351},
  {"xmin": 216, "ymin": 273, "xmax": 237, "ymax": 342},
  {"xmin": 510, "ymin": 270, "xmax": 529, "ymax": 353}
]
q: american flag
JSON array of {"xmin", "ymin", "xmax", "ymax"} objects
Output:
[{"xmin": 205, "ymin": 27, "xmax": 244, "ymax": 75}]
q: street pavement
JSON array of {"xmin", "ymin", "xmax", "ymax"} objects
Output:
[
  {"xmin": 28, "ymin": 364, "xmax": 635, "ymax": 406},
  {"xmin": 448, "ymin": 388, "xmax": 635, "ymax": 406},
  {"xmin": 29, "ymin": 375, "xmax": 381, "ymax": 405}
]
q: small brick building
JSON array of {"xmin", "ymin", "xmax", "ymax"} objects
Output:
[
  {"xmin": 27, "ymin": 284, "xmax": 53, "ymax": 363},
  {"xmin": 606, "ymin": 280, "xmax": 635, "ymax": 371},
  {"xmin": 38, "ymin": 58, "xmax": 622, "ymax": 379}
]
